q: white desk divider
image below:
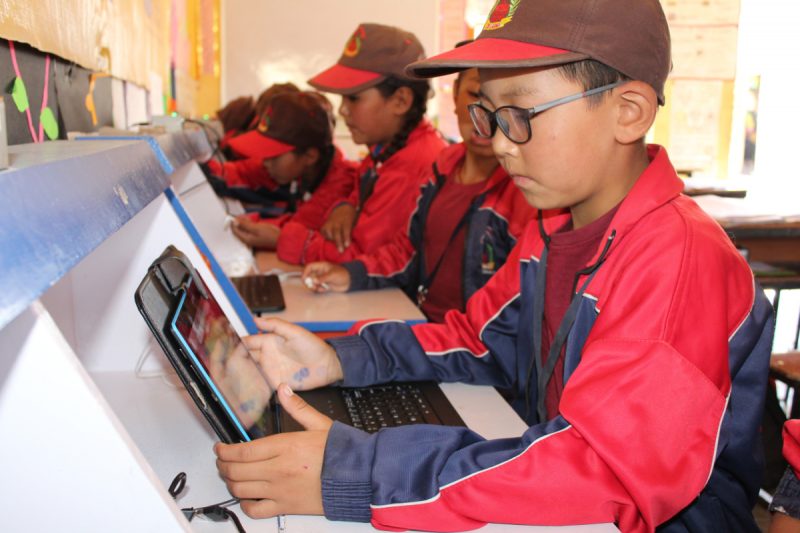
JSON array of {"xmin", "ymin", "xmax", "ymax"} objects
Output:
[
  {"xmin": 77, "ymin": 134, "xmax": 259, "ymax": 335},
  {"xmin": 158, "ymin": 128, "xmax": 214, "ymax": 170},
  {"xmin": 0, "ymin": 139, "xmax": 166, "ymax": 330},
  {"xmin": 0, "ymin": 139, "xmax": 205, "ymax": 531},
  {"xmin": 0, "ymin": 136, "xmax": 615, "ymax": 533},
  {"xmin": 166, "ymin": 151, "xmax": 254, "ymax": 279},
  {"xmin": 0, "ymin": 303, "xmax": 191, "ymax": 532}
]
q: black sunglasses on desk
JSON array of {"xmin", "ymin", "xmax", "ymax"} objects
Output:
[{"xmin": 168, "ymin": 471, "xmax": 246, "ymax": 532}]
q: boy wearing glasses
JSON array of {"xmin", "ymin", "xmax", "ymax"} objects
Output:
[{"xmin": 214, "ymin": 0, "xmax": 774, "ymax": 531}]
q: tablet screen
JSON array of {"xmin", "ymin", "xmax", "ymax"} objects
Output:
[{"xmin": 170, "ymin": 278, "xmax": 274, "ymax": 440}]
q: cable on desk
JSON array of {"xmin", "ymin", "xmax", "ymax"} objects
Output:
[{"xmin": 134, "ymin": 344, "xmax": 180, "ymax": 389}]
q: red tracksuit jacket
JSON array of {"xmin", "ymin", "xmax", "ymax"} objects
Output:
[
  {"xmin": 254, "ymin": 148, "xmax": 357, "ymax": 231},
  {"xmin": 323, "ymin": 145, "xmax": 774, "ymax": 532},
  {"xmin": 276, "ymin": 121, "xmax": 446, "ymax": 264},
  {"xmin": 342, "ymin": 142, "xmax": 533, "ymax": 313}
]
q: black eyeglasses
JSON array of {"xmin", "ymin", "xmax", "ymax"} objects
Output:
[
  {"xmin": 169, "ymin": 471, "xmax": 246, "ymax": 533},
  {"xmin": 467, "ymin": 81, "xmax": 625, "ymax": 144}
]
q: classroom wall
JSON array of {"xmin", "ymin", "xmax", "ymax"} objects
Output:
[
  {"xmin": 221, "ymin": 0, "xmax": 440, "ymax": 159},
  {"xmin": 746, "ymin": 0, "xmax": 800, "ymax": 207}
]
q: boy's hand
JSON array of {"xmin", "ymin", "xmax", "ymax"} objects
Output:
[
  {"xmin": 232, "ymin": 217, "xmax": 280, "ymax": 249},
  {"xmin": 246, "ymin": 317, "xmax": 343, "ymax": 391},
  {"xmin": 215, "ymin": 384, "xmax": 331, "ymax": 518},
  {"xmin": 302, "ymin": 262, "xmax": 351, "ymax": 293},
  {"xmin": 321, "ymin": 204, "xmax": 357, "ymax": 253}
]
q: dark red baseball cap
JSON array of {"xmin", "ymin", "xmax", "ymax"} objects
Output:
[
  {"xmin": 406, "ymin": 0, "xmax": 671, "ymax": 104},
  {"xmin": 309, "ymin": 23, "xmax": 426, "ymax": 95},
  {"xmin": 227, "ymin": 92, "xmax": 331, "ymax": 161}
]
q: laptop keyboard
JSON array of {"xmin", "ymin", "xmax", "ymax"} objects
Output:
[
  {"xmin": 340, "ymin": 383, "xmax": 442, "ymax": 432},
  {"xmin": 235, "ymin": 276, "xmax": 263, "ymax": 305}
]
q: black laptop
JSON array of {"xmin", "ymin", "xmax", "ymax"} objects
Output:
[
  {"xmin": 135, "ymin": 245, "xmax": 464, "ymax": 443},
  {"xmin": 230, "ymin": 274, "xmax": 286, "ymax": 314}
]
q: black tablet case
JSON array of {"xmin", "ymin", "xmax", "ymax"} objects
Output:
[
  {"xmin": 134, "ymin": 245, "xmax": 250, "ymax": 443},
  {"xmin": 135, "ymin": 246, "xmax": 465, "ymax": 442}
]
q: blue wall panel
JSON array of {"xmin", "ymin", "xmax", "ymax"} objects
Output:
[{"xmin": 0, "ymin": 141, "xmax": 168, "ymax": 329}]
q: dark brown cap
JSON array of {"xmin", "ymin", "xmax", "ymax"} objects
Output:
[
  {"xmin": 252, "ymin": 82, "xmax": 301, "ymax": 128},
  {"xmin": 406, "ymin": 0, "xmax": 671, "ymax": 104},
  {"xmin": 227, "ymin": 92, "xmax": 331, "ymax": 160},
  {"xmin": 309, "ymin": 23, "xmax": 426, "ymax": 95}
]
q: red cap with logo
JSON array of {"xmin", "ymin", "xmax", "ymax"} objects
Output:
[
  {"xmin": 406, "ymin": 0, "xmax": 671, "ymax": 104},
  {"xmin": 227, "ymin": 92, "xmax": 331, "ymax": 161},
  {"xmin": 308, "ymin": 23, "xmax": 426, "ymax": 95}
]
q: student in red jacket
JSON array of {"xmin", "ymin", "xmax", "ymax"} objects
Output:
[
  {"xmin": 275, "ymin": 23, "xmax": 446, "ymax": 265},
  {"xmin": 214, "ymin": 1, "xmax": 773, "ymax": 531},
  {"xmin": 204, "ymin": 83, "xmax": 301, "ymax": 199},
  {"xmin": 303, "ymin": 66, "xmax": 533, "ymax": 322},
  {"xmin": 225, "ymin": 92, "xmax": 357, "ymax": 250}
]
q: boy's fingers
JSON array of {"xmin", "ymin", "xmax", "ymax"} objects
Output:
[
  {"xmin": 341, "ymin": 226, "xmax": 352, "ymax": 249},
  {"xmin": 239, "ymin": 498, "xmax": 281, "ymax": 519},
  {"xmin": 223, "ymin": 480, "xmax": 272, "ymax": 501},
  {"xmin": 214, "ymin": 440, "xmax": 277, "ymax": 464},
  {"xmin": 302, "ymin": 263, "xmax": 319, "ymax": 279},
  {"xmin": 278, "ymin": 384, "xmax": 332, "ymax": 431},
  {"xmin": 253, "ymin": 317, "xmax": 295, "ymax": 337},
  {"xmin": 242, "ymin": 334, "xmax": 267, "ymax": 351},
  {"xmin": 332, "ymin": 226, "xmax": 344, "ymax": 252}
]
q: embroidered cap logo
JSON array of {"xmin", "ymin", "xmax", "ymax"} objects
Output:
[
  {"xmin": 483, "ymin": 0, "xmax": 520, "ymax": 31},
  {"xmin": 257, "ymin": 107, "xmax": 272, "ymax": 133},
  {"xmin": 343, "ymin": 25, "xmax": 367, "ymax": 57}
]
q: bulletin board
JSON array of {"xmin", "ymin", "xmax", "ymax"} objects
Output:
[
  {"xmin": 0, "ymin": 0, "xmax": 220, "ymax": 118},
  {"xmin": 0, "ymin": 0, "xmax": 163, "ymax": 89}
]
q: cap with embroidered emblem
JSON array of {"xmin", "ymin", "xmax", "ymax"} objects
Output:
[
  {"xmin": 309, "ymin": 23, "xmax": 426, "ymax": 95},
  {"xmin": 406, "ymin": 0, "xmax": 671, "ymax": 104},
  {"xmin": 227, "ymin": 92, "xmax": 331, "ymax": 161}
]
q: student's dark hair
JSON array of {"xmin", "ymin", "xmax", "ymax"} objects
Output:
[
  {"xmin": 556, "ymin": 60, "xmax": 630, "ymax": 108},
  {"xmin": 293, "ymin": 143, "xmax": 335, "ymax": 194},
  {"xmin": 216, "ymin": 95, "xmax": 255, "ymax": 133},
  {"xmin": 372, "ymin": 76, "xmax": 430, "ymax": 164},
  {"xmin": 292, "ymin": 94, "xmax": 335, "ymax": 195}
]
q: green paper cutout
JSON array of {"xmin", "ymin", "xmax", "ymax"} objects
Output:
[
  {"xmin": 11, "ymin": 77, "xmax": 30, "ymax": 113},
  {"xmin": 40, "ymin": 107, "xmax": 59, "ymax": 140}
]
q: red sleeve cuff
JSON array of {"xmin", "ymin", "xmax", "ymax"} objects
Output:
[{"xmin": 276, "ymin": 221, "xmax": 313, "ymax": 265}]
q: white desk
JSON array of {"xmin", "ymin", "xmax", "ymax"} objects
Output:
[
  {"xmin": 0, "ymin": 136, "xmax": 615, "ymax": 532},
  {"xmin": 266, "ymin": 276, "xmax": 425, "ymax": 332},
  {"xmin": 95, "ymin": 367, "xmax": 616, "ymax": 533},
  {"xmin": 163, "ymin": 170, "xmax": 427, "ymax": 333},
  {"xmin": 254, "ymin": 251, "xmax": 427, "ymax": 332}
]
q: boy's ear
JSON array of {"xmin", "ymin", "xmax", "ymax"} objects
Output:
[
  {"xmin": 452, "ymin": 78, "xmax": 461, "ymax": 107},
  {"xmin": 613, "ymin": 81, "xmax": 658, "ymax": 145},
  {"xmin": 389, "ymin": 86, "xmax": 414, "ymax": 116}
]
